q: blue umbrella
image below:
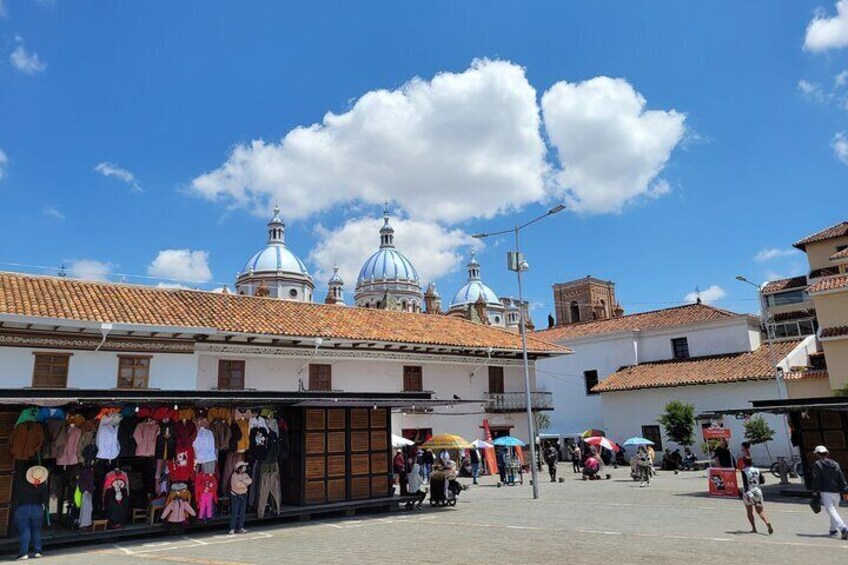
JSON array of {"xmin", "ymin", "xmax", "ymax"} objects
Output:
[
  {"xmin": 623, "ymin": 437, "xmax": 655, "ymax": 447},
  {"xmin": 492, "ymin": 436, "xmax": 526, "ymax": 447}
]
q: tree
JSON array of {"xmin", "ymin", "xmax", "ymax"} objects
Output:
[
  {"xmin": 744, "ymin": 416, "xmax": 776, "ymax": 463},
  {"xmin": 657, "ymin": 400, "xmax": 696, "ymax": 447},
  {"xmin": 534, "ymin": 411, "xmax": 551, "ymax": 433}
]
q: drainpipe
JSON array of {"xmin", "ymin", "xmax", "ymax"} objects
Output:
[
  {"xmin": 95, "ymin": 323, "xmax": 113, "ymax": 351},
  {"xmin": 296, "ymin": 337, "xmax": 324, "ymax": 390}
]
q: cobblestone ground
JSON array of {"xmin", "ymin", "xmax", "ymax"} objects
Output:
[{"xmin": 24, "ymin": 467, "xmax": 848, "ymax": 564}]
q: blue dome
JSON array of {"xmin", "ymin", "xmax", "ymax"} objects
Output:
[
  {"xmin": 450, "ymin": 281, "xmax": 501, "ymax": 307},
  {"xmin": 357, "ymin": 248, "xmax": 419, "ymax": 284},
  {"xmin": 241, "ymin": 244, "xmax": 309, "ymax": 276}
]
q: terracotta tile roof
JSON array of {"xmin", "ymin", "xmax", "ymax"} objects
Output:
[
  {"xmin": 0, "ymin": 272, "xmax": 568, "ymax": 355},
  {"xmin": 807, "ymin": 274, "xmax": 848, "ymax": 294},
  {"xmin": 793, "ymin": 221, "xmax": 848, "ymax": 250},
  {"xmin": 772, "ymin": 309, "xmax": 815, "ymax": 322},
  {"xmin": 534, "ymin": 303, "xmax": 739, "ymax": 342},
  {"xmin": 784, "ymin": 370, "xmax": 829, "ymax": 382},
  {"xmin": 762, "ymin": 276, "xmax": 807, "ymax": 295},
  {"xmin": 821, "ymin": 326, "xmax": 848, "ymax": 338},
  {"xmin": 831, "ymin": 248, "xmax": 848, "ymax": 261},
  {"xmin": 810, "ymin": 266, "xmax": 840, "ymax": 279},
  {"xmin": 592, "ymin": 340, "xmax": 802, "ymax": 393}
]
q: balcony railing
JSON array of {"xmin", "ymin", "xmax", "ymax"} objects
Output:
[{"xmin": 485, "ymin": 391, "xmax": 553, "ymax": 412}]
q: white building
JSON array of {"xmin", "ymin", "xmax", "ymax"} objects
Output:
[
  {"xmin": 0, "ymin": 271, "xmax": 564, "ymax": 444},
  {"xmin": 535, "ymin": 301, "xmax": 814, "ymax": 463}
]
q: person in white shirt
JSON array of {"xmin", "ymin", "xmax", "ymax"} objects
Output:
[{"xmin": 406, "ymin": 462, "xmax": 425, "ymax": 510}]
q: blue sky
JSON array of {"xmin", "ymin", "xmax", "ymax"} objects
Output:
[{"xmin": 1, "ymin": 1, "xmax": 846, "ymax": 320}]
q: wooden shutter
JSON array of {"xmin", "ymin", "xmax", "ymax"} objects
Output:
[
  {"xmin": 117, "ymin": 356, "xmax": 151, "ymax": 389},
  {"xmin": 403, "ymin": 366, "xmax": 423, "ymax": 392},
  {"xmin": 32, "ymin": 353, "xmax": 70, "ymax": 388},
  {"xmin": 218, "ymin": 360, "xmax": 245, "ymax": 390},
  {"xmin": 309, "ymin": 364, "xmax": 332, "ymax": 391},
  {"xmin": 488, "ymin": 366, "xmax": 504, "ymax": 394}
]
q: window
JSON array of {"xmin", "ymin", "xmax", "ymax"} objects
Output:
[
  {"xmin": 289, "ymin": 289, "xmax": 298, "ymax": 298},
  {"xmin": 488, "ymin": 366, "xmax": 504, "ymax": 394},
  {"xmin": 117, "ymin": 355, "xmax": 151, "ymax": 389},
  {"xmin": 641, "ymin": 425, "xmax": 662, "ymax": 450},
  {"xmin": 32, "ymin": 353, "xmax": 71, "ymax": 388},
  {"xmin": 218, "ymin": 360, "xmax": 245, "ymax": 390},
  {"xmin": 570, "ymin": 301, "xmax": 581, "ymax": 323},
  {"xmin": 309, "ymin": 364, "xmax": 332, "ymax": 391},
  {"xmin": 765, "ymin": 289, "xmax": 807, "ymax": 307},
  {"xmin": 671, "ymin": 337, "xmax": 690, "ymax": 360},
  {"xmin": 584, "ymin": 370, "xmax": 599, "ymax": 395},
  {"xmin": 837, "ymin": 244, "xmax": 848, "ymax": 252},
  {"xmin": 403, "ymin": 366, "xmax": 423, "ymax": 392}
]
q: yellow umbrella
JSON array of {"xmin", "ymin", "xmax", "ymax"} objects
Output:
[
  {"xmin": 420, "ymin": 433, "xmax": 473, "ymax": 450},
  {"xmin": 580, "ymin": 429, "xmax": 605, "ymax": 438}
]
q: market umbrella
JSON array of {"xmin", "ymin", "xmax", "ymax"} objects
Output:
[
  {"xmin": 392, "ymin": 434, "xmax": 414, "ymax": 448},
  {"xmin": 421, "ymin": 433, "xmax": 473, "ymax": 450},
  {"xmin": 623, "ymin": 437, "xmax": 655, "ymax": 447},
  {"xmin": 580, "ymin": 429, "xmax": 605, "ymax": 438},
  {"xmin": 491, "ymin": 436, "xmax": 526, "ymax": 447},
  {"xmin": 470, "ymin": 439, "xmax": 493, "ymax": 449},
  {"xmin": 584, "ymin": 436, "xmax": 621, "ymax": 452}
]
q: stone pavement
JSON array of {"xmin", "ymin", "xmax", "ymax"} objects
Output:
[{"xmin": 21, "ymin": 467, "xmax": 848, "ymax": 564}]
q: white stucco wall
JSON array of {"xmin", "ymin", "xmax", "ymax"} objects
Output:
[{"xmin": 600, "ymin": 380, "xmax": 794, "ymax": 465}]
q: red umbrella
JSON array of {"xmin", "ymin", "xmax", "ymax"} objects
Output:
[{"xmin": 584, "ymin": 436, "xmax": 621, "ymax": 452}]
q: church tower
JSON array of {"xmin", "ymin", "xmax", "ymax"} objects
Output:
[
  {"xmin": 552, "ymin": 276, "xmax": 623, "ymax": 326},
  {"xmin": 324, "ymin": 266, "xmax": 345, "ymax": 305}
]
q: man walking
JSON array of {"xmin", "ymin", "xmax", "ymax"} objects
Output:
[
  {"xmin": 469, "ymin": 448, "xmax": 480, "ymax": 485},
  {"xmin": 544, "ymin": 444, "xmax": 558, "ymax": 483},
  {"xmin": 571, "ymin": 444, "xmax": 582, "ymax": 473},
  {"xmin": 810, "ymin": 445, "xmax": 848, "ymax": 539}
]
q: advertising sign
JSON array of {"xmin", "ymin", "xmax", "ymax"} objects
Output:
[{"xmin": 708, "ymin": 467, "xmax": 739, "ymax": 498}]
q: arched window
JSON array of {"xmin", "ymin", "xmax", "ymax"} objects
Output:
[
  {"xmin": 599, "ymin": 299, "xmax": 607, "ymax": 319},
  {"xmin": 570, "ymin": 301, "xmax": 581, "ymax": 323}
]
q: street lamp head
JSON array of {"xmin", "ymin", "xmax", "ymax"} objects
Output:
[
  {"xmin": 548, "ymin": 204, "xmax": 566, "ymax": 215},
  {"xmin": 471, "ymin": 233, "xmax": 487, "ymax": 239},
  {"xmin": 519, "ymin": 260, "xmax": 530, "ymax": 272},
  {"xmin": 735, "ymin": 275, "xmax": 747, "ymax": 282}
]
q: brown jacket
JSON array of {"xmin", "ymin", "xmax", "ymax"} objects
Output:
[{"xmin": 10, "ymin": 422, "xmax": 45, "ymax": 461}]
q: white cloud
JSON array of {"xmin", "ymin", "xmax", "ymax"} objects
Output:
[
  {"xmin": 191, "ymin": 59, "xmax": 548, "ymax": 224},
  {"xmin": 66, "ymin": 259, "xmax": 115, "ymax": 282},
  {"xmin": 94, "ymin": 162, "xmax": 142, "ymax": 192},
  {"xmin": 805, "ymin": 1, "xmax": 848, "ymax": 52},
  {"xmin": 541, "ymin": 76, "xmax": 686, "ymax": 214},
  {"xmin": 684, "ymin": 285, "xmax": 726, "ymax": 305},
  {"xmin": 308, "ymin": 216, "xmax": 476, "ymax": 288},
  {"xmin": 147, "ymin": 249, "xmax": 212, "ymax": 283},
  {"xmin": 155, "ymin": 282, "xmax": 193, "ymax": 290},
  {"xmin": 754, "ymin": 248, "xmax": 798, "ymax": 262},
  {"xmin": 42, "ymin": 205, "xmax": 64, "ymax": 220},
  {"xmin": 798, "ymin": 79, "xmax": 827, "ymax": 103},
  {"xmin": 10, "ymin": 36, "xmax": 46, "ymax": 74},
  {"xmin": 833, "ymin": 131, "xmax": 848, "ymax": 164},
  {"xmin": 0, "ymin": 148, "xmax": 7, "ymax": 180}
]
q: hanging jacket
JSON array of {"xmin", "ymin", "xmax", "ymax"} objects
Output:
[
  {"xmin": 207, "ymin": 406, "xmax": 231, "ymax": 422},
  {"xmin": 248, "ymin": 416, "xmax": 269, "ymax": 432},
  {"xmin": 42, "ymin": 419, "xmax": 67, "ymax": 459},
  {"xmin": 156, "ymin": 421, "xmax": 176, "ymax": 460},
  {"xmin": 78, "ymin": 465, "xmax": 95, "ymax": 493},
  {"xmin": 235, "ymin": 419, "xmax": 250, "ymax": 453},
  {"xmin": 167, "ymin": 447, "xmax": 196, "ymax": 482},
  {"xmin": 57, "ymin": 425, "xmax": 82, "ymax": 466},
  {"xmin": 76, "ymin": 421, "xmax": 96, "ymax": 462},
  {"xmin": 133, "ymin": 419, "xmax": 160, "ymax": 457},
  {"xmin": 211, "ymin": 419, "xmax": 232, "ymax": 452},
  {"xmin": 177, "ymin": 408, "xmax": 195, "ymax": 422},
  {"xmin": 103, "ymin": 469, "xmax": 130, "ymax": 491},
  {"xmin": 161, "ymin": 498, "xmax": 196, "ymax": 523},
  {"xmin": 194, "ymin": 472, "xmax": 219, "ymax": 504},
  {"xmin": 10, "ymin": 421, "xmax": 45, "ymax": 461},
  {"xmin": 174, "ymin": 420, "xmax": 197, "ymax": 450},
  {"xmin": 15, "ymin": 407, "xmax": 39, "ymax": 426},
  {"xmin": 264, "ymin": 431, "xmax": 280, "ymax": 462},
  {"xmin": 96, "ymin": 412, "xmax": 122, "ymax": 460},
  {"xmin": 36, "ymin": 407, "xmax": 66, "ymax": 422},
  {"xmin": 193, "ymin": 426, "xmax": 216, "ymax": 464},
  {"xmin": 117, "ymin": 418, "xmax": 138, "ymax": 458}
]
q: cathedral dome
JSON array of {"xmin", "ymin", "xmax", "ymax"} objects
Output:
[
  {"xmin": 357, "ymin": 248, "xmax": 419, "ymax": 284},
  {"xmin": 449, "ymin": 252, "xmax": 501, "ymax": 307}
]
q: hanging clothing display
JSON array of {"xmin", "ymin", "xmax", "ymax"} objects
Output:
[
  {"xmin": 194, "ymin": 473, "xmax": 218, "ymax": 520},
  {"xmin": 248, "ymin": 416, "xmax": 269, "ymax": 432},
  {"xmin": 256, "ymin": 462, "xmax": 281, "ymax": 519},
  {"xmin": 162, "ymin": 484, "xmax": 195, "ymax": 525},
  {"xmin": 174, "ymin": 419, "xmax": 197, "ymax": 450},
  {"xmin": 248, "ymin": 427, "xmax": 269, "ymax": 463},
  {"xmin": 193, "ymin": 425, "xmax": 216, "ymax": 466},
  {"xmin": 155, "ymin": 420, "xmax": 176, "ymax": 460},
  {"xmin": 15, "ymin": 407, "xmax": 39, "ymax": 426},
  {"xmin": 207, "ymin": 406, "xmax": 231, "ymax": 422},
  {"xmin": 167, "ymin": 447, "xmax": 195, "ymax": 482},
  {"xmin": 133, "ymin": 419, "xmax": 160, "ymax": 457},
  {"xmin": 103, "ymin": 469, "xmax": 131, "ymax": 527},
  {"xmin": 10, "ymin": 421, "xmax": 45, "ymax": 461},
  {"xmin": 96, "ymin": 412, "xmax": 123, "ymax": 460},
  {"xmin": 235, "ymin": 418, "xmax": 250, "ymax": 453},
  {"xmin": 36, "ymin": 407, "xmax": 66, "ymax": 422},
  {"xmin": 76, "ymin": 421, "xmax": 96, "ymax": 462},
  {"xmin": 56, "ymin": 425, "xmax": 82, "ymax": 467},
  {"xmin": 43, "ymin": 418, "xmax": 68, "ymax": 460},
  {"xmin": 77, "ymin": 465, "xmax": 95, "ymax": 528},
  {"xmin": 117, "ymin": 418, "xmax": 138, "ymax": 458},
  {"xmin": 211, "ymin": 419, "xmax": 232, "ymax": 452}
]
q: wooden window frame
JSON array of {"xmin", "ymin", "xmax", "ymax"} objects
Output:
[
  {"xmin": 309, "ymin": 364, "xmax": 332, "ymax": 391},
  {"xmin": 403, "ymin": 366, "xmax": 423, "ymax": 392},
  {"xmin": 217, "ymin": 359, "xmax": 246, "ymax": 390},
  {"xmin": 641, "ymin": 425, "xmax": 663, "ymax": 451},
  {"xmin": 116, "ymin": 355, "xmax": 151, "ymax": 389},
  {"xmin": 31, "ymin": 352, "xmax": 71, "ymax": 388},
  {"xmin": 488, "ymin": 366, "xmax": 505, "ymax": 394},
  {"xmin": 584, "ymin": 369, "xmax": 599, "ymax": 396},
  {"xmin": 671, "ymin": 337, "xmax": 690, "ymax": 360}
]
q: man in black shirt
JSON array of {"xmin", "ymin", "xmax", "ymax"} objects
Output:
[
  {"xmin": 469, "ymin": 448, "xmax": 480, "ymax": 484},
  {"xmin": 810, "ymin": 445, "xmax": 848, "ymax": 539}
]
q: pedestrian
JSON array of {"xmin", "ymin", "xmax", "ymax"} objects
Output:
[
  {"xmin": 496, "ymin": 446, "xmax": 507, "ymax": 484},
  {"xmin": 406, "ymin": 460, "xmax": 426, "ymax": 510},
  {"xmin": 636, "ymin": 446, "xmax": 652, "ymax": 487},
  {"xmin": 423, "ymin": 449, "xmax": 435, "ymax": 481},
  {"xmin": 393, "ymin": 449, "xmax": 407, "ymax": 495},
  {"xmin": 739, "ymin": 457, "xmax": 773, "ymax": 535},
  {"xmin": 545, "ymin": 444, "xmax": 558, "ymax": 482},
  {"xmin": 15, "ymin": 465, "xmax": 49, "ymax": 560},
  {"xmin": 739, "ymin": 441, "xmax": 751, "ymax": 462},
  {"xmin": 571, "ymin": 444, "xmax": 582, "ymax": 473},
  {"xmin": 439, "ymin": 448, "xmax": 450, "ymax": 465},
  {"xmin": 469, "ymin": 448, "xmax": 480, "ymax": 485},
  {"xmin": 229, "ymin": 461, "xmax": 252, "ymax": 535},
  {"xmin": 712, "ymin": 439, "xmax": 734, "ymax": 468},
  {"xmin": 810, "ymin": 445, "xmax": 848, "ymax": 539}
]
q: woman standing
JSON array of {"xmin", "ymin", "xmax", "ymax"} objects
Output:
[
  {"xmin": 229, "ymin": 461, "xmax": 252, "ymax": 535},
  {"xmin": 15, "ymin": 465, "xmax": 49, "ymax": 560}
]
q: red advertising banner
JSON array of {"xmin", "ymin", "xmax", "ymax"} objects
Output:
[
  {"xmin": 703, "ymin": 427, "xmax": 732, "ymax": 440},
  {"xmin": 482, "ymin": 419, "xmax": 498, "ymax": 476},
  {"xmin": 708, "ymin": 468, "xmax": 739, "ymax": 498}
]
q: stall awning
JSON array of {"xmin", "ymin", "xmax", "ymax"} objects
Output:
[
  {"xmin": 0, "ymin": 388, "xmax": 481, "ymax": 409},
  {"xmin": 711, "ymin": 396, "xmax": 848, "ymax": 416}
]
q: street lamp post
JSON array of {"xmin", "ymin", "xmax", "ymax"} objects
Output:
[{"xmin": 473, "ymin": 204, "xmax": 565, "ymax": 500}]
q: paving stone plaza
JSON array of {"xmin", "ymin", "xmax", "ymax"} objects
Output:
[{"xmin": 32, "ymin": 467, "xmax": 848, "ymax": 565}]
